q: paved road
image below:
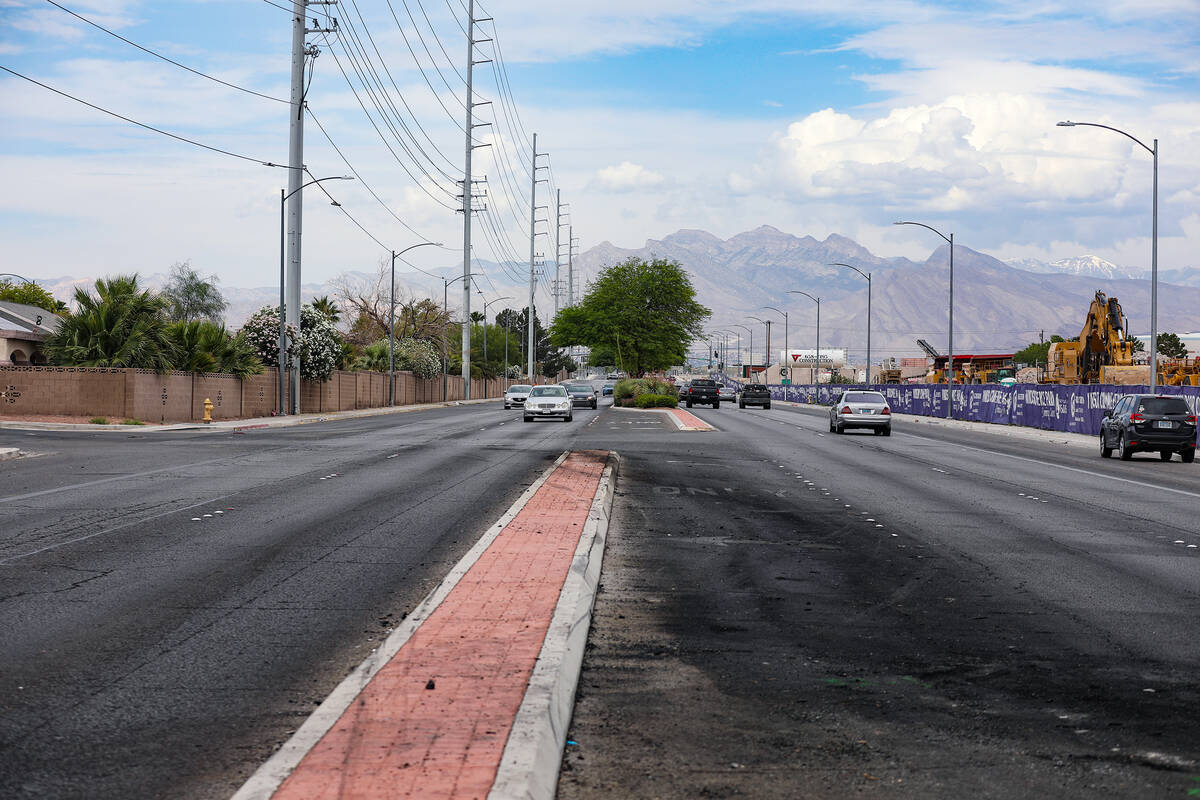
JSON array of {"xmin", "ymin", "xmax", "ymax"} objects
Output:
[
  {"xmin": 0, "ymin": 398, "xmax": 607, "ymax": 800},
  {"xmin": 4, "ymin": 393, "xmax": 1199, "ymax": 798},
  {"xmin": 559, "ymin": 402, "xmax": 1200, "ymax": 799}
]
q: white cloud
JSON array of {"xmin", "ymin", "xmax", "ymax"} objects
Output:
[{"xmin": 590, "ymin": 161, "xmax": 666, "ymax": 193}]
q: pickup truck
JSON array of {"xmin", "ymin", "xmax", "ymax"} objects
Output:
[
  {"xmin": 683, "ymin": 378, "xmax": 721, "ymax": 409},
  {"xmin": 738, "ymin": 383, "xmax": 771, "ymax": 409}
]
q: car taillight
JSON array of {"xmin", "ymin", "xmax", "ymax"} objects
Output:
[
  {"xmin": 1187, "ymin": 415, "xmax": 1197, "ymax": 425},
  {"xmin": 881, "ymin": 407, "xmax": 890, "ymax": 415},
  {"xmin": 841, "ymin": 405, "xmax": 852, "ymax": 414},
  {"xmin": 1130, "ymin": 413, "xmax": 1144, "ymax": 422}
]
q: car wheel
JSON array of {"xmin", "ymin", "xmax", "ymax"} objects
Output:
[
  {"xmin": 1119, "ymin": 432, "xmax": 1133, "ymax": 460},
  {"xmin": 566, "ymin": 413, "xmax": 573, "ymax": 422},
  {"xmin": 829, "ymin": 419, "xmax": 835, "ymax": 432},
  {"xmin": 763, "ymin": 404, "xmax": 770, "ymax": 410},
  {"xmin": 523, "ymin": 415, "xmax": 532, "ymax": 422},
  {"xmin": 591, "ymin": 400, "xmax": 597, "ymax": 409},
  {"xmin": 714, "ymin": 401, "xmax": 720, "ymax": 409},
  {"xmin": 835, "ymin": 421, "xmax": 845, "ymax": 434},
  {"xmin": 686, "ymin": 400, "xmax": 693, "ymax": 408},
  {"xmin": 1159, "ymin": 450, "xmax": 1173, "ymax": 461},
  {"xmin": 1182, "ymin": 448, "xmax": 1195, "ymax": 463},
  {"xmin": 1099, "ymin": 431, "xmax": 1112, "ymax": 458},
  {"xmin": 739, "ymin": 401, "xmax": 745, "ymax": 409},
  {"xmin": 882, "ymin": 426, "xmax": 891, "ymax": 437}
]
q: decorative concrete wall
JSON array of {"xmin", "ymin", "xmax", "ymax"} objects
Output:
[{"xmin": 0, "ymin": 365, "xmax": 522, "ymax": 423}]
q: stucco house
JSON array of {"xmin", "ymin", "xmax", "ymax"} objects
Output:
[{"xmin": 0, "ymin": 301, "xmax": 63, "ymax": 365}]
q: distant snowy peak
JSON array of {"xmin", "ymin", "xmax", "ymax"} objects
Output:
[{"xmin": 1006, "ymin": 255, "xmax": 1144, "ymax": 280}]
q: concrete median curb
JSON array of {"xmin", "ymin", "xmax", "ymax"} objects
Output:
[
  {"xmin": 0, "ymin": 447, "xmax": 20, "ymax": 461},
  {"xmin": 489, "ymin": 451, "xmax": 620, "ymax": 800}
]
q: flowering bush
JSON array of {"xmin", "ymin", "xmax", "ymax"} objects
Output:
[
  {"xmin": 394, "ymin": 337, "xmax": 441, "ymax": 380},
  {"xmin": 240, "ymin": 305, "xmax": 341, "ymax": 381}
]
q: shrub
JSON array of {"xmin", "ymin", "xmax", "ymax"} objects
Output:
[
  {"xmin": 633, "ymin": 393, "xmax": 678, "ymax": 408},
  {"xmin": 614, "ymin": 377, "xmax": 676, "ymax": 406},
  {"xmin": 240, "ymin": 304, "xmax": 341, "ymax": 381},
  {"xmin": 89, "ymin": 416, "xmax": 109, "ymax": 425},
  {"xmin": 121, "ymin": 418, "xmax": 145, "ymax": 425}
]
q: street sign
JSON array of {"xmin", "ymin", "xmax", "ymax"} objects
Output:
[
  {"xmin": 780, "ymin": 367, "xmax": 789, "ymax": 377},
  {"xmin": 781, "ymin": 379, "xmax": 791, "ymax": 385}
]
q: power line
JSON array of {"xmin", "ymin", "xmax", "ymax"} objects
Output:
[
  {"xmin": 45, "ymin": 0, "xmax": 290, "ymax": 105},
  {"xmin": 0, "ymin": 65, "xmax": 286, "ymax": 166}
]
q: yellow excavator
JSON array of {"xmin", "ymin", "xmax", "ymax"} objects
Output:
[{"xmin": 1044, "ymin": 290, "xmax": 1142, "ymax": 384}]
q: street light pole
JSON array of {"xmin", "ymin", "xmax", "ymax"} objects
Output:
[
  {"xmin": 1057, "ymin": 120, "xmax": 1159, "ymax": 391},
  {"xmin": 762, "ymin": 306, "xmax": 788, "ymax": 396},
  {"xmin": 278, "ymin": 175, "xmax": 352, "ymax": 415},
  {"xmin": 830, "ymin": 263, "xmax": 871, "ymax": 384},
  {"xmin": 442, "ymin": 273, "xmax": 472, "ymax": 401},
  {"xmin": 787, "ymin": 292, "xmax": 820, "ymax": 386},
  {"xmin": 732, "ymin": 324, "xmax": 753, "ymax": 379},
  {"xmin": 894, "ymin": 221, "xmax": 954, "ymax": 418},
  {"xmin": 388, "ymin": 241, "xmax": 443, "ymax": 406},
  {"xmin": 476, "ymin": 293, "xmax": 513, "ymax": 364}
]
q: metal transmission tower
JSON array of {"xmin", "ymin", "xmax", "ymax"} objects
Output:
[
  {"xmin": 569, "ymin": 229, "xmax": 580, "ymax": 305},
  {"xmin": 526, "ymin": 133, "xmax": 549, "ymax": 378},
  {"xmin": 460, "ymin": 0, "xmax": 494, "ymax": 399},
  {"xmin": 554, "ymin": 190, "xmax": 570, "ymax": 314},
  {"xmin": 284, "ymin": 0, "xmax": 337, "ymax": 413}
]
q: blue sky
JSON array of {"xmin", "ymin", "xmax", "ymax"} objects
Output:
[{"xmin": 1, "ymin": 0, "xmax": 1198, "ymax": 304}]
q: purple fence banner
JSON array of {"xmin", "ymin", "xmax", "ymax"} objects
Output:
[{"xmin": 715, "ymin": 375, "xmax": 1199, "ymax": 442}]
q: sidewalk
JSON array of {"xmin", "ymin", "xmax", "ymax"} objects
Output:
[
  {"xmin": 233, "ymin": 450, "xmax": 619, "ymax": 800},
  {"xmin": 0, "ymin": 397, "xmax": 501, "ymax": 434}
]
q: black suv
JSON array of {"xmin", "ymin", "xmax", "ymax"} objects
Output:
[{"xmin": 1100, "ymin": 394, "xmax": 1197, "ymax": 462}]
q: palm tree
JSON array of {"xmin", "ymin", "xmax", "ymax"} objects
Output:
[
  {"xmin": 311, "ymin": 295, "xmax": 341, "ymax": 323},
  {"xmin": 167, "ymin": 320, "xmax": 263, "ymax": 376},
  {"xmin": 43, "ymin": 275, "xmax": 177, "ymax": 370}
]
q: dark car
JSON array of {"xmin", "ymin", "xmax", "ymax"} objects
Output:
[
  {"xmin": 562, "ymin": 381, "xmax": 599, "ymax": 409},
  {"xmin": 738, "ymin": 383, "xmax": 771, "ymax": 409},
  {"xmin": 1100, "ymin": 394, "xmax": 1196, "ymax": 462},
  {"xmin": 683, "ymin": 378, "xmax": 720, "ymax": 408}
]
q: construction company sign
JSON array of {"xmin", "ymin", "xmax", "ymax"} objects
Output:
[{"xmin": 782, "ymin": 349, "xmax": 847, "ymax": 367}]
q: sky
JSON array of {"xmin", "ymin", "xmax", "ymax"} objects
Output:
[{"xmin": 1, "ymin": 0, "xmax": 1198, "ymax": 308}]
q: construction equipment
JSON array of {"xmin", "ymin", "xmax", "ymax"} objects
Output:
[{"xmin": 1044, "ymin": 291, "xmax": 1138, "ymax": 384}]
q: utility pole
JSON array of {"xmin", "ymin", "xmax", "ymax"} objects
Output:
[
  {"xmin": 284, "ymin": 0, "xmax": 337, "ymax": 413},
  {"xmin": 460, "ymin": 0, "xmax": 493, "ymax": 399},
  {"xmin": 527, "ymin": 133, "xmax": 538, "ymax": 379},
  {"xmin": 554, "ymin": 188, "xmax": 562, "ymax": 316},
  {"xmin": 568, "ymin": 227, "xmax": 579, "ymax": 306}
]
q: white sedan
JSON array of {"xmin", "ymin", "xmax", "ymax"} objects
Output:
[
  {"xmin": 523, "ymin": 385, "xmax": 573, "ymax": 422},
  {"xmin": 503, "ymin": 384, "xmax": 532, "ymax": 409}
]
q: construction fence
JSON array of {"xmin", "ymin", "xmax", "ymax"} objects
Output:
[
  {"xmin": 726, "ymin": 378, "xmax": 1200, "ymax": 438},
  {"xmin": 0, "ymin": 366, "xmax": 522, "ymax": 424}
]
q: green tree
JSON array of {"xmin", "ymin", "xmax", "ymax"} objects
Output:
[
  {"xmin": 0, "ymin": 279, "xmax": 67, "ymax": 314},
  {"xmin": 311, "ymin": 296, "xmax": 341, "ymax": 323},
  {"xmin": 43, "ymin": 275, "xmax": 177, "ymax": 370},
  {"xmin": 1129, "ymin": 336, "xmax": 1145, "ymax": 353},
  {"xmin": 496, "ymin": 307, "xmax": 570, "ymax": 377},
  {"xmin": 1014, "ymin": 335, "xmax": 1064, "ymax": 366},
  {"xmin": 162, "ymin": 261, "xmax": 228, "ymax": 323},
  {"xmin": 587, "ymin": 346, "xmax": 616, "ymax": 368},
  {"xmin": 167, "ymin": 320, "xmax": 262, "ymax": 376},
  {"xmin": 549, "ymin": 257, "xmax": 710, "ymax": 376},
  {"xmin": 1156, "ymin": 332, "xmax": 1188, "ymax": 359}
]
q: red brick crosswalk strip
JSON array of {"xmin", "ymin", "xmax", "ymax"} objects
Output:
[
  {"xmin": 265, "ymin": 450, "xmax": 609, "ymax": 800},
  {"xmin": 667, "ymin": 407, "xmax": 715, "ymax": 431}
]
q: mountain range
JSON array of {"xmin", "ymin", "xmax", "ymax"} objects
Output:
[{"xmin": 29, "ymin": 225, "xmax": 1200, "ymax": 364}]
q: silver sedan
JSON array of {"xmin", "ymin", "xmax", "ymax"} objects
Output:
[
  {"xmin": 503, "ymin": 384, "xmax": 532, "ymax": 409},
  {"xmin": 716, "ymin": 382, "xmax": 737, "ymax": 402},
  {"xmin": 829, "ymin": 390, "xmax": 892, "ymax": 435}
]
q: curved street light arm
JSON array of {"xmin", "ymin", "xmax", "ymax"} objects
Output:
[
  {"xmin": 760, "ymin": 305, "xmax": 786, "ymax": 318},
  {"xmin": 0, "ymin": 273, "xmax": 36, "ymax": 285},
  {"xmin": 786, "ymin": 290, "xmax": 819, "ymax": 305},
  {"xmin": 283, "ymin": 174, "xmax": 353, "ymax": 204},
  {"xmin": 1057, "ymin": 120, "xmax": 1153, "ymax": 156},
  {"xmin": 893, "ymin": 220, "xmax": 950, "ymax": 244},
  {"xmin": 829, "ymin": 262, "xmax": 870, "ymax": 281}
]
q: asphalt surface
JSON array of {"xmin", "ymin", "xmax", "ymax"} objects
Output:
[
  {"xmin": 559, "ymin": 402, "xmax": 1200, "ymax": 799},
  {"xmin": 0, "ymin": 398, "xmax": 607, "ymax": 799},
  {"xmin": 4, "ymin": 391, "xmax": 1199, "ymax": 798}
]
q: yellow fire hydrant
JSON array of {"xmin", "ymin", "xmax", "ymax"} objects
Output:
[{"xmin": 202, "ymin": 397, "xmax": 214, "ymax": 424}]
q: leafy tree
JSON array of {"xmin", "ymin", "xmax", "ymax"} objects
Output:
[
  {"xmin": 240, "ymin": 304, "xmax": 341, "ymax": 381},
  {"xmin": 167, "ymin": 320, "xmax": 262, "ymax": 376},
  {"xmin": 1129, "ymin": 336, "xmax": 1145, "ymax": 353},
  {"xmin": 355, "ymin": 337, "xmax": 441, "ymax": 379},
  {"xmin": 549, "ymin": 257, "xmax": 710, "ymax": 376},
  {"xmin": 0, "ymin": 280, "xmax": 67, "ymax": 315},
  {"xmin": 469, "ymin": 311, "xmax": 485, "ymax": 324},
  {"xmin": 495, "ymin": 306, "xmax": 571, "ymax": 377},
  {"xmin": 311, "ymin": 296, "xmax": 341, "ymax": 323},
  {"xmin": 162, "ymin": 261, "xmax": 228, "ymax": 323},
  {"xmin": 332, "ymin": 264, "xmax": 452, "ymax": 344},
  {"xmin": 587, "ymin": 346, "xmax": 616, "ymax": 368},
  {"xmin": 1156, "ymin": 332, "xmax": 1188, "ymax": 359},
  {"xmin": 43, "ymin": 275, "xmax": 177, "ymax": 370},
  {"xmin": 1014, "ymin": 335, "xmax": 1064, "ymax": 366}
]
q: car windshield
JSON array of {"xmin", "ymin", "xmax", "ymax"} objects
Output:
[
  {"xmin": 1137, "ymin": 397, "xmax": 1190, "ymax": 415},
  {"xmin": 529, "ymin": 386, "xmax": 567, "ymax": 397},
  {"xmin": 564, "ymin": 383, "xmax": 590, "ymax": 391},
  {"xmin": 507, "ymin": 385, "xmax": 531, "ymax": 392},
  {"xmin": 844, "ymin": 392, "xmax": 887, "ymax": 403}
]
